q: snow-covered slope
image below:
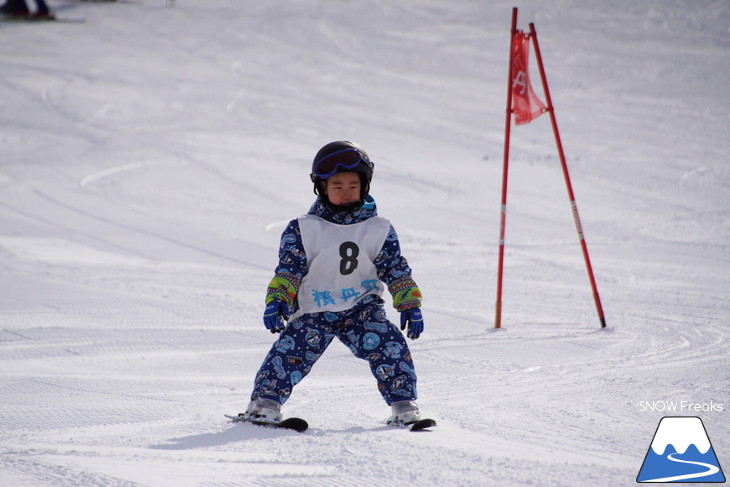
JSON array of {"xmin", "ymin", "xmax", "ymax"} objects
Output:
[{"xmin": 1, "ymin": 1, "xmax": 728, "ymax": 486}]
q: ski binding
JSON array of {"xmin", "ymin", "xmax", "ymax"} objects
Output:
[
  {"xmin": 388, "ymin": 417, "xmax": 437, "ymax": 431},
  {"xmin": 226, "ymin": 413, "xmax": 308, "ymax": 433}
]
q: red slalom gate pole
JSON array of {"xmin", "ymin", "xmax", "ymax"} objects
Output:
[
  {"xmin": 528, "ymin": 22, "xmax": 606, "ymax": 328},
  {"xmin": 494, "ymin": 7, "xmax": 519, "ymax": 329}
]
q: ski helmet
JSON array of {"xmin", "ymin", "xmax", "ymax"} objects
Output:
[{"xmin": 310, "ymin": 141, "xmax": 374, "ymax": 204}]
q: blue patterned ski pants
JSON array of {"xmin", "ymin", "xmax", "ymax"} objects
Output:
[{"xmin": 250, "ymin": 299, "xmax": 418, "ymax": 406}]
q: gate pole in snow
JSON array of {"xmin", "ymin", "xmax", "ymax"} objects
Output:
[
  {"xmin": 494, "ymin": 7, "xmax": 519, "ymax": 329},
  {"xmin": 528, "ymin": 22, "xmax": 607, "ymax": 328}
]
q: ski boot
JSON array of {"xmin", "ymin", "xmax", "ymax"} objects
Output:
[{"xmin": 241, "ymin": 397, "xmax": 282, "ymax": 422}]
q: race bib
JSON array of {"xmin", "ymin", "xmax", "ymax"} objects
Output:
[{"xmin": 292, "ymin": 215, "xmax": 391, "ymax": 318}]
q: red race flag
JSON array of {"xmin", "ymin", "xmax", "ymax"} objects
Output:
[{"xmin": 511, "ymin": 31, "xmax": 546, "ymax": 125}]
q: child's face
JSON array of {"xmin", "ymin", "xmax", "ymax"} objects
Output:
[{"xmin": 324, "ymin": 172, "xmax": 361, "ymax": 206}]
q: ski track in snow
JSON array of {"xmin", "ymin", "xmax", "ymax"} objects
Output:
[{"xmin": 1, "ymin": 0, "xmax": 729, "ymax": 486}]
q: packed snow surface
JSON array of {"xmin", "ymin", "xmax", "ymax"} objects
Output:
[{"xmin": 1, "ymin": 0, "xmax": 728, "ymax": 486}]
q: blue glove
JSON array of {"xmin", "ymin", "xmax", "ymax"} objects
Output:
[
  {"xmin": 400, "ymin": 307, "xmax": 424, "ymax": 339},
  {"xmin": 263, "ymin": 300, "xmax": 288, "ymax": 334}
]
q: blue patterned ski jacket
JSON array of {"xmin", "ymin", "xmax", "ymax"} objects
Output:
[{"xmin": 265, "ymin": 195, "xmax": 422, "ymax": 317}]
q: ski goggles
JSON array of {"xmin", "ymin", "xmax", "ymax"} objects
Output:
[{"xmin": 311, "ymin": 148, "xmax": 372, "ymax": 181}]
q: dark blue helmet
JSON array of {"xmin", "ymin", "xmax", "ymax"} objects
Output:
[{"xmin": 310, "ymin": 141, "xmax": 374, "ymax": 202}]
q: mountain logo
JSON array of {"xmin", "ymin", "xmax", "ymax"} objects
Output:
[{"xmin": 637, "ymin": 416, "xmax": 725, "ymax": 483}]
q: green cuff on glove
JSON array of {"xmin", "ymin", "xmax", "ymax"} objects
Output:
[
  {"xmin": 389, "ymin": 277, "xmax": 422, "ymax": 311},
  {"xmin": 265, "ymin": 273, "xmax": 299, "ymax": 307}
]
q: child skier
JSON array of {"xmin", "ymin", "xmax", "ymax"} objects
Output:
[{"xmin": 242, "ymin": 140, "xmax": 426, "ymax": 426}]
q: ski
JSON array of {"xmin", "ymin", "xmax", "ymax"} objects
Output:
[
  {"xmin": 226, "ymin": 414, "xmax": 309, "ymax": 433},
  {"xmin": 0, "ymin": 15, "xmax": 85, "ymax": 23},
  {"xmin": 78, "ymin": 0, "xmax": 141, "ymax": 3},
  {"xmin": 388, "ymin": 417, "xmax": 437, "ymax": 431},
  {"xmin": 409, "ymin": 418, "xmax": 437, "ymax": 431}
]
